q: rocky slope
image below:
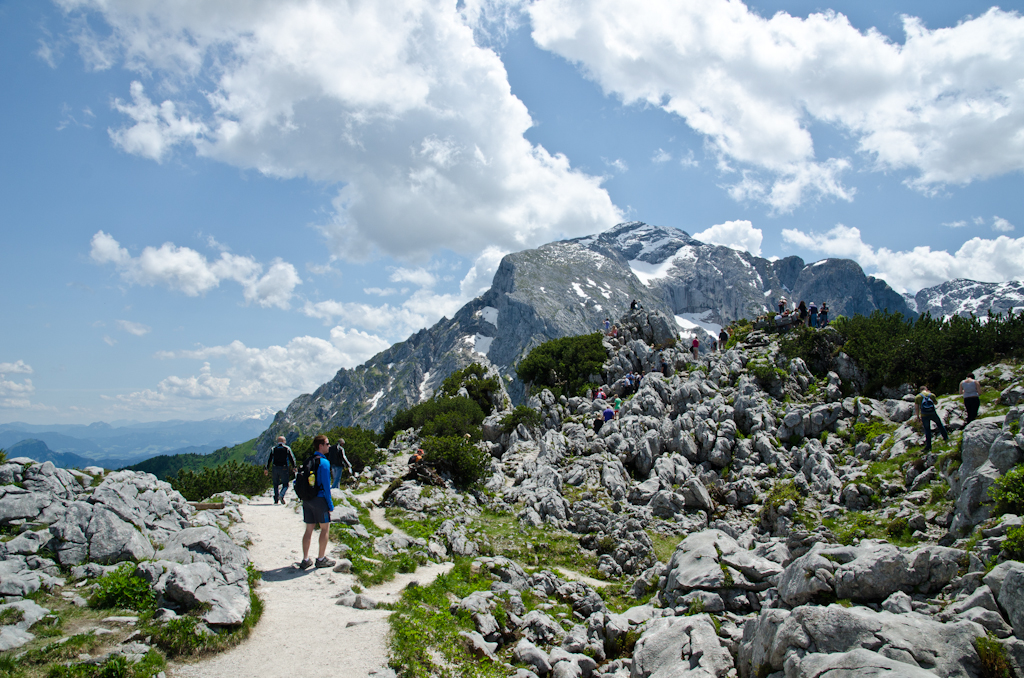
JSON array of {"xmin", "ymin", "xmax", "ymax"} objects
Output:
[
  {"xmin": 0, "ymin": 461, "xmax": 255, "ymax": 656},
  {"xmin": 355, "ymin": 308, "xmax": 1024, "ymax": 678},
  {"xmin": 257, "ymin": 222, "xmax": 915, "ymax": 458}
]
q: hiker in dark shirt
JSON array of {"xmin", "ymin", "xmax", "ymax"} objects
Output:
[
  {"xmin": 718, "ymin": 328, "xmax": 728, "ymax": 350},
  {"xmin": 264, "ymin": 436, "xmax": 296, "ymax": 505},
  {"xmin": 819, "ymin": 303, "xmax": 829, "ymax": 326},
  {"xmin": 328, "ymin": 439, "xmax": 352, "ymax": 489},
  {"xmin": 797, "ymin": 300, "xmax": 808, "ymax": 325}
]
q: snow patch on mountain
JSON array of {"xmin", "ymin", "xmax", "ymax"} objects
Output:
[{"xmin": 675, "ymin": 311, "xmax": 722, "ymax": 336}]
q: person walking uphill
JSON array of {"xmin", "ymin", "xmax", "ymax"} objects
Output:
[
  {"xmin": 916, "ymin": 386, "xmax": 949, "ymax": 452},
  {"xmin": 264, "ymin": 436, "xmax": 296, "ymax": 505},
  {"xmin": 960, "ymin": 373, "xmax": 981, "ymax": 425},
  {"xmin": 328, "ymin": 438, "xmax": 352, "ymax": 489},
  {"xmin": 299, "ymin": 435, "xmax": 336, "ymax": 570}
]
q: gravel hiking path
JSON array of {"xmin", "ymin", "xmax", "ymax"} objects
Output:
[{"xmin": 169, "ymin": 488, "xmax": 451, "ymax": 678}]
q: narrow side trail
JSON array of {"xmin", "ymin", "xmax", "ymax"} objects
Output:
[{"xmin": 169, "ymin": 489, "xmax": 451, "ymax": 678}]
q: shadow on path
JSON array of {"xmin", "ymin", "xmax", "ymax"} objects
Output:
[{"xmin": 260, "ymin": 566, "xmax": 307, "ymax": 582}]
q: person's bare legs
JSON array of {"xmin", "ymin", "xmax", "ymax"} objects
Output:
[
  {"xmin": 318, "ymin": 524, "xmax": 330, "ymax": 559},
  {"xmin": 302, "ymin": 523, "xmax": 316, "ymax": 561}
]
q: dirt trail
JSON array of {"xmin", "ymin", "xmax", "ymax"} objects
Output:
[{"xmin": 169, "ymin": 489, "xmax": 451, "ymax": 678}]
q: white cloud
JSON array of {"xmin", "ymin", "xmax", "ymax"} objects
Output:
[
  {"xmin": 103, "ymin": 335, "xmax": 117, "ymax": 346},
  {"xmin": 651, "ymin": 148, "xmax": 671, "ymax": 163},
  {"xmin": 528, "ymin": 2, "xmax": 1024, "ymax": 209},
  {"xmin": 943, "ymin": 221, "xmax": 968, "ymax": 228},
  {"xmin": 679, "ymin": 150, "xmax": 698, "ymax": 168},
  {"xmin": 604, "ymin": 158, "xmax": 628, "ymax": 172},
  {"xmin": 116, "ymin": 319, "xmax": 151, "ymax": 336},
  {"xmin": 782, "ymin": 224, "xmax": 1024, "ymax": 293},
  {"xmin": 0, "ymin": 361, "xmax": 33, "ymax": 375},
  {"xmin": 90, "ymin": 231, "xmax": 301, "ymax": 309},
  {"xmin": 993, "ymin": 216, "xmax": 1016, "ymax": 233},
  {"xmin": 389, "ymin": 267, "xmax": 438, "ymax": 288},
  {"xmin": 364, "ymin": 287, "xmax": 398, "ymax": 297},
  {"xmin": 65, "ymin": 0, "xmax": 621, "ymax": 261},
  {"xmin": 110, "ymin": 327, "xmax": 392, "ymax": 413},
  {"xmin": 303, "ymin": 247, "xmax": 506, "ymax": 338},
  {"xmin": 109, "ymin": 82, "xmax": 206, "ymax": 162},
  {"xmin": 692, "ymin": 220, "xmax": 763, "ymax": 257},
  {"xmin": 0, "ymin": 361, "xmax": 37, "ymax": 410}
]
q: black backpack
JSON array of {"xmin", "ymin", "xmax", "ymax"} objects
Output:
[
  {"xmin": 920, "ymin": 393, "xmax": 937, "ymax": 413},
  {"xmin": 293, "ymin": 455, "xmax": 320, "ymax": 501}
]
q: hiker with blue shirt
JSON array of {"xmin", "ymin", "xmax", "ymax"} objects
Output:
[{"xmin": 299, "ymin": 434, "xmax": 336, "ymax": 570}]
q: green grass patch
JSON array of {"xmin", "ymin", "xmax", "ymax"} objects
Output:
[
  {"xmin": 44, "ymin": 649, "xmax": 166, "ymax": 678},
  {"xmin": 89, "ymin": 564, "xmax": 156, "ymax": 612},
  {"xmin": 331, "ymin": 501, "xmax": 426, "ymax": 587},
  {"xmin": 385, "ymin": 507, "xmax": 446, "ymax": 542},
  {"xmin": 472, "ymin": 509, "xmax": 597, "ymax": 573},
  {"xmin": 823, "ymin": 512, "xmax": 885, "ymax": 545},
  {"xmin": 851, "ymin": 420, "xmax": 898, "ymax": 445},
  {"xmin": 647, "ymin": 532, "xmax": 682, "ymax": 564},
  {"xmin": 387, "ymin": 559, "xmax": 507, "ymax": 678},
  {"xmin": 975, "ymin": 632, "xmax": 1011, "ymax": 678}
]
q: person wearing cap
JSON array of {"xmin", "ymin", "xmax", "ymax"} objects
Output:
[
  {"xmin": 778, "ymin": 297, "xmax": 787, "ymax": 314},
  {"xmin": 264, "ymin": 435, "xmax": 296, "ymax": 505},
  {"xmin": 299, "ymin": 435, "xmax": 336, "ymax": 570}
]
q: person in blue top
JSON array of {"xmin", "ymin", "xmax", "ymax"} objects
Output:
[{"xmin": 299, "ymin": 434, "xmax": 336, "ymax": 570}]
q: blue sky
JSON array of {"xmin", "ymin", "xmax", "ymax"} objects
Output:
[{"xmin": 2, "ymin": 0, "xmax": 1023, "ymax": 425}]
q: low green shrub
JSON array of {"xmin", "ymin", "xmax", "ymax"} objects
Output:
[
  {"xmin": 516, "ymin": 332, "xmax": 608, "ymax": 399},
  {"xmin": 500, "ymin": 405, "xmax": 543, "ymax": 433},
  {"xmin": 438, "ymin": 363, "xmax": 500, "ymax": 415},
  {"xmin": 975, "ymin": 633, "xmax": 1010, "ymax": 678},
  {"xmin": 990, "ymin": 465, "xmax": 1024, "ymax": 515},
  {"xmin": 89, "ymin": 563, "xmax": 156, "ymax": 611},
  {"xmin": 380, "ymin": 397, "xmax": 485, "ymax": 447},
  {"xmin": 421, "ymin": 435, "xmax": 490, "ymax": 488},
  {"xmin": 0, "ymin": 607, "xmax": 25, "ymax": 625},
  {"xmin": 1002, "ymin": 524, "xmax": 1024, "ymax": 560},
  {"xmin": 169, "ymin": 461, "xmax": 270, "ymax": 501},
  {"xmin": 45, "ymin": 650, "xmax": 165, "ymax": 678}
]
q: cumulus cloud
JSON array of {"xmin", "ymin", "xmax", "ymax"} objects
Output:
[
  {"xmin": 63, "ymin": 0, "xmax": 621, "ymax": 261},
  {"xmin": 782, "ymin": 224, "xmax": 1024, "ymax": 293},
  {"xmin": 0, "ymin": 360, "xmax": 36, "ymax": 410},
  {"xmin": 303, "ymin": 247, "xmax": 506, "ymax": 338},
  {"xmin": 110, "ymin": 327, "xmax": 392, "ymax": 413},
  {"xmin": 528, "ymin": 1, "xmax": 1024, "ymax": 210},
  {"xmin": 692, "ymin": 220, "xmax": 762, "ymax": 257},
  {"xmin": 90, "ymin": 231, "xmax": 301, "ymax": 309},
  {"xmin": 116, "ymin": 319, "xmax": 151, "ymax": 336},
  {"xmin": 994, "ymin": 216, "xmax": 1016, "ymax": 233},
  {"xmin": 651, "ymin": 149, "xmax": 671, "ymax": 164},
  {"xmin": 944, "ymin": 221, "xmax": 968, "ymax": 228}
]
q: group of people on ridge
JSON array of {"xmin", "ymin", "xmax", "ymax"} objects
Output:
[{"xmin": 776, "ymin": 297, "xmax": 829, "ymax": 327}]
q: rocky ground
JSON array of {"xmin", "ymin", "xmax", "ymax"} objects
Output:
[
  {"xmin": 4, "ymin": 308, "xmax": 1024, "ymax": 678},
  {"xmin": 362, "ymin": 310, "xmax": 1024, "ymax": 677}
]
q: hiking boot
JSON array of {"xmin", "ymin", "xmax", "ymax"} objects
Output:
[
  {"xmin": 315, "ymin": 557, "xmax": 336, "ymax": 569},
  {"xmin": 298, "ymin": 558, "xmax": 314, "ymax": 570}
]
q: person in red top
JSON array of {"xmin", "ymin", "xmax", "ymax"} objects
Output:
[{"xmin": 691, "ymin": 337, "xmax": 699, "ymax": 360}]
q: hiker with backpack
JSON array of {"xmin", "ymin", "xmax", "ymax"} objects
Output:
[
  {"xmin": 295, "ymin": 434, "xmax": 336, "ymax": 570},
  {"xmin": 328, "ymin": 438, "xmax": 352, "ymax": 489},
  {"xmin": 915, "ymin": 385, "xmax": 949, "ymax": 452},
  {"xmin": 264, "ymin": 436, "xmax": 296, "ymax": 505}
]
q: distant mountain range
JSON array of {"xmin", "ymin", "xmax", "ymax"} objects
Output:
[
  {"xmin": 907, "ymin": 279, "xmax": 1024, "ymax": 318},
  {"xmin": 0, "ymin": 409, "xmax": 274, "ymax": 470}
]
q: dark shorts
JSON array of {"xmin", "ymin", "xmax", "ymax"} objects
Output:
[{"xmin": 302, "ymin": 496, "xmax": 330, "ymax": 526}]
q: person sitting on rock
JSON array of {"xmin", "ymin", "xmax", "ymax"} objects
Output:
[
  {"xmin": 299, "ymin": 435, "xmax": 336, "ymax": 570},
  {"xmin": 611, "ymin": 325, "xmax": 619, "ymax": 337},
  {"xmin": 264, "ymin": 436, "xmax": 296, "ymax": 505},
  {"xmin": 915, "ymin": 385, "xmax": 949, "ymax": 452}
]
